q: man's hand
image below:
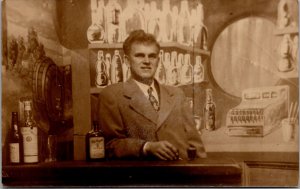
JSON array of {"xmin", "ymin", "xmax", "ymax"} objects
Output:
[{"xmin": 144, "ymin": 141, "xmax": 179, "ymax": 160}]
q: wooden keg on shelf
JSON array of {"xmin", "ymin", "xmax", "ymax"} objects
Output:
[{"xmin": 32, "ymin": 57, "xmax": 64, "ymax": 124}]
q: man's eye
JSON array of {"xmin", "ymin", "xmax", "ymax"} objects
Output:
[
  {"xmin": 135, "ymin": 54, "xmax": 145, "ymax": 58},
  {"xmin": 149, "ymin": 54, "xmax": 157, "ymax": 59}
]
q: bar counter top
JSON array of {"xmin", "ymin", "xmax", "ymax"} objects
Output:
[{"xmin": 2, "ymin": 157, "xmax": 242, "ymax": 187}]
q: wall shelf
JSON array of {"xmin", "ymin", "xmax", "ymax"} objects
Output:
[
  {"xmin": 88, "ymin": 42, "xmax": 211, "ymax": 57},
  {"xmin": 274, "ymin": 26, "xmax": 299, "ymax": 35},
  {"xmin": 90, "ymin": 81, "xmax": 209, "ymax": 95}
]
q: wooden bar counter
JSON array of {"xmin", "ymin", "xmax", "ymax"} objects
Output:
[{"xmin": 2, "ymin": 157, "xmax": 242, "ymax": 187}]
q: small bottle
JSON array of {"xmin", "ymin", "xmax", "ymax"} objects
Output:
[
  {"xmin": 21, "ymin": 100, "xmax": 39, "ymax": 163},
  {"xmin": 95, "ymin": 50, "xmax": 109, "ymax": 87},
  {"xmin": 8, "ymin": 112, "xmax": 23, "ymax": 164},
  {"xmin": 193, "ymin": 55, "xmax": 204, "ymax": 83},
  {"xmin": 105, "ymin": 53, "xmax": 112, "ymax": 85},
  {"xmin": 111, "ymin": 50, "xmax": 123, "ymax": 84},
  {"xmin": 180, "ymin": 54, "xmax": 193, "ymax": 85},
  {"xmin": 203, "ymin": 89, "xmax": 216, "ymax": 131},
  {"xmin": 86, "ymin": 121, "xmax": 105, "ymax": 161}
]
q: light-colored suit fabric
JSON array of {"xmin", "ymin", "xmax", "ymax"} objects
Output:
[{"xmin": 98, "ymin": 79, "xmax": 206, "ymax": 160}]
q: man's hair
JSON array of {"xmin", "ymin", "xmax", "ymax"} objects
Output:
[{"xmin": 123, "ymin": 30, "xmax": 160, "ymax": 55}]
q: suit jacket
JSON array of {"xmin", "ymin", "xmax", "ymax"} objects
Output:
[{"xmin": 98, "ymin": 79, "xmax": 206, "ymax": 160}]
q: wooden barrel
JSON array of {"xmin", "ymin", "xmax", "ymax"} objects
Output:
[{"xmin": 32, "ymin": 57, "xmax": 64, "ymax": 123}]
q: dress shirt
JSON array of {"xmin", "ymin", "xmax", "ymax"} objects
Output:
[{"xmin": 133, "ymin": 79, "xmax": 159, "ymax": 105}]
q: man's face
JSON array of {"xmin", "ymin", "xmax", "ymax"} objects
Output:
[{"xmin": 126, "ymin": 42, "xmax": 159, "ymax": 84}]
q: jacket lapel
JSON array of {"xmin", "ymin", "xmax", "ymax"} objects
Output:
[
  {"xmin": 123, "ymin": 79, "xmax": 158, "ymax": 124},
  {"xmin": 156, "ymin": 83, "xmax": 176, "ymax": 129}
]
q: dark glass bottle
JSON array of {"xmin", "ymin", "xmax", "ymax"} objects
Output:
[
  {"xmin": 86, "ymin": 121, "xmax": 105, "ymax": 161},
  {"xmin": 8, "ymin": 112, "xmax": 23, "ymax": 164},
  {"xmin": 204, "ymin": 89, "xmax": 216, "ymax": 131}
]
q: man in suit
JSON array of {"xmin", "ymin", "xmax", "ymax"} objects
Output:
[{"xmin": 98, "ymin": 30, "xmax": 206, "ymax": 160}]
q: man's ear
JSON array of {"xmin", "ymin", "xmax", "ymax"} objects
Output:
[{"xmin": 124, "ymin": 55, "xmax": 130, "ymax": 67}]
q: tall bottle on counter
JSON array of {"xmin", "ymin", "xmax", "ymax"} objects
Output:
[
  {"xmin": 21, "ymin": 100, "xmax": 39, "ymax": 163},
  {"xmin": 8, "ymin": 112, "xmax": 23, "ymax": 164},
  {"xmin": 203, "ymin": 89, "xmax": 216, "ymax": 131},
  {"xmin": 86, "ymin": 121, "xmax": 105, "ymax": 161}
]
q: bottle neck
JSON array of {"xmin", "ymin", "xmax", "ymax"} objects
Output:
[
  {"xmin": 206, "ymin": 95, "xmax": 213, "ymax": 103},
  {"xmin": 24, "ymin": 109, "xmax": 35, "ymax": 128},
  {"xmin": 92, "ymin": 121, "xmax": 100, "ymax": 132},
  {"xmin": 24, "ymin": 110, "xmax": 33, "ymax": 120},
  {"xmin": 93, "ymin": 124, "xmax": 99, "ymax": 132}
]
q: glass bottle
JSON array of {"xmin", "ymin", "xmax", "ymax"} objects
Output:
[
  {"xmin": 95, "ymin": 50, "xmax": 109, "ymax": 87},
  {"xmin": 111, "ymin": 50, "xmax": 123, "ymax": 84},
  {"xmin": 21, "ymin": 100, "xmax": 39, "ymax": 163},
  {"xmin": 86, "ymin": 121, "xmax": 105, "ymax": 161},
  {"xmin": 8, "ymin": 112, "xmax": 23, "ymax": 164},
  {"xmin": 204, "ymin": 89, "xmax": 216, "ymax": 131}
]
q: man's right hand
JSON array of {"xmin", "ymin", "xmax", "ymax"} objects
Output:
[{"xmin": 143, "ymin": 141, "xmax": 179, "ymax": 160}]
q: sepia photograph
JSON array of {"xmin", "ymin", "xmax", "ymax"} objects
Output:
[{"xmin": 1, "ymin": 0, "xmax": 299, "ymax": 187}]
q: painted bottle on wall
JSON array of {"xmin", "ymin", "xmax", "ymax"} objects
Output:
[
  {"xmin": 111, "ymin": 50, "xmax": 123, "ymax": 83},
  {"xmin": 148, "ymin": 1, "xmax": 161, "ymax": 41},
  {"xmin": 204, "ymin": 89, "xmax": 216, "ymax": 131},
  {"xmin": 277, "ymin": 0, "xmax": 290, "ymax": 29},
  {"xmin": 87, "ymin": 0, "xmax": 105, "ymax": 43},
  {"xmin": 176, "ymin": 52, "xmax": 183, "ymax": 83},
  {"xmin": 178, "ymin": 0, "xmax": 191, "ymax": 45},
  {"xmin": 278, "ymin": 34, "xmax": 292, "ymax": 72},
  {"xmin": 155, "ymin": 50, "xmax": 166, "ymax": 84},
  {"xmin": 169, "ymin": 52, "xmax": 179, "ymax": 86},
  {"xmin": 193, "ymin": 55, "xmax": 204, "ymax": 83},
  {"xmin": 172, "ymin": 6, "xmax": 179, "ymax": 42},
  {"xmin": 105, "ymin": 0, "xmax": 123, "ymax": 43},
  {"xmin": 160, "ymin": 0, "xmax": 173, "ymax": 42},
  {"xmin": 123, "ymin": 0, "xmax": 145, "ymax": 39},
  {"xmin": 105, "ymin": 53, "xmax": 111, "ymax": 85},
  {"xmin": 180, "ymin": 54, "xmax": 193, "ymax": 85},
  {"xmin": 95, "ymin": 50, "xmax": 108, "ymax": 87},
  {"xmin": 122, "ymin": 55, "xmax": 131, "ymax": 82}
]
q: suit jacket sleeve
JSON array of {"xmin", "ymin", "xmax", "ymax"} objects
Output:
[
  {"xmin": 98, "ymin": 89, "xmax": 146, "ymax": 159},
  {"xmin": 180, "ymin": 90, "xmax": 207, "ymax": 158}
]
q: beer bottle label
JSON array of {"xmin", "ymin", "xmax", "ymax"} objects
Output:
[
  {"xmin": 21, "ymin": 127, "xmax": 38, "ymax": 163},
  {"xmin": 9, "ymin": 143, "xmax": 20, "ymax": 163},
  {"xmin": 89, "ymin": 137, "xmax": 105, "ymax": 159}
]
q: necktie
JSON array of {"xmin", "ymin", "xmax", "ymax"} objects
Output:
[{"xmin": 147, "ymin": 87, "xmax": 159, "ymax": 111}]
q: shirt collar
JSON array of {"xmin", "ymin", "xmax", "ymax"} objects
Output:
[{"xmin": 133, "ymin": 79, "xmax": 159, "ymax": 102}]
